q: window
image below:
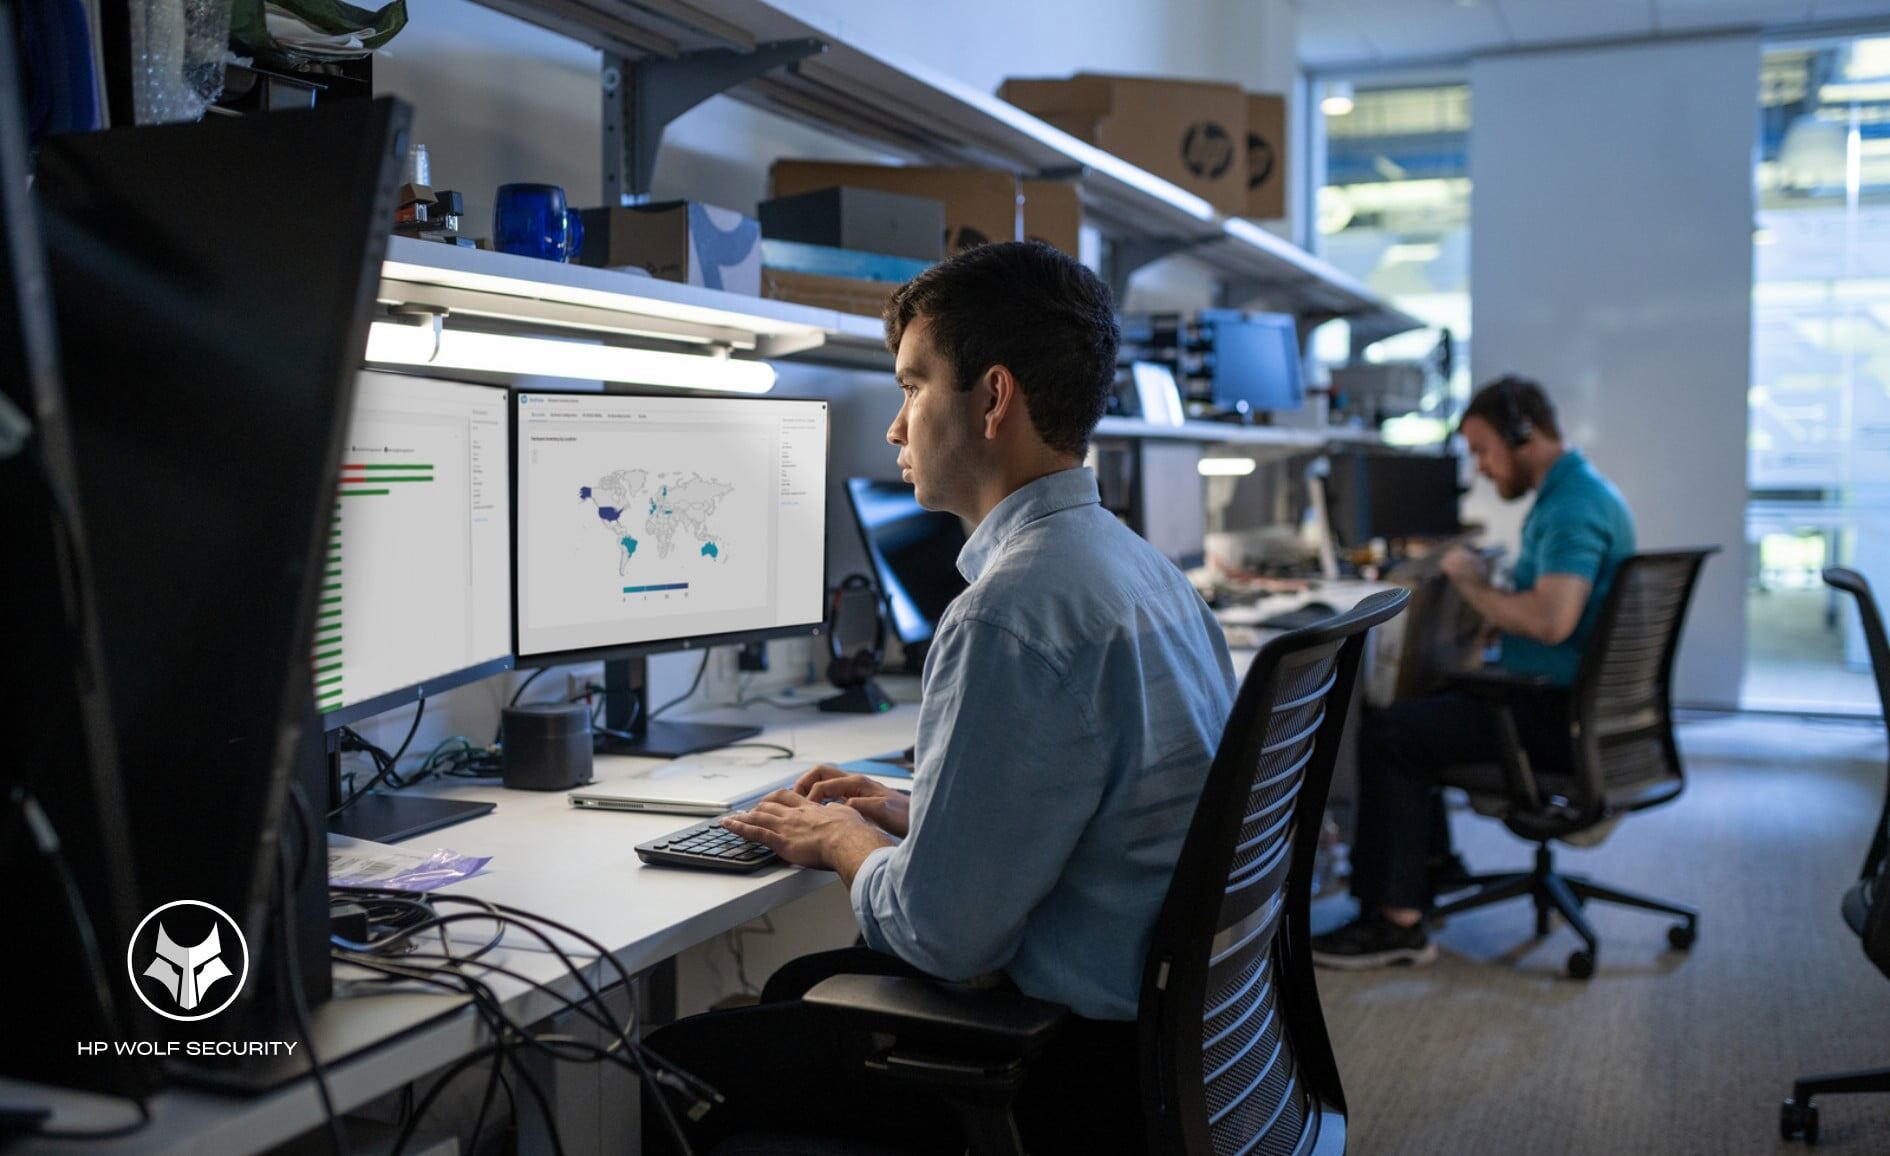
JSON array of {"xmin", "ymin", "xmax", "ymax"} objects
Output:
[
  {"xmin": 1311, "ymin": 77, "xmax": 1470, "ymax": 443},
  {"xmin": 1745, "ymin": 36, "xmax": 1890, "ymax": 713}
]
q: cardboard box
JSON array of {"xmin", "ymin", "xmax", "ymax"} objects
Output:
[
  {"xmin": 576, "ymin": 201, "xmax": 762, "ymax": 295},
  {"xmin": 1021, "ymin": 179, "xmax": 1081, "ymax": 257},
  {"xmin": 759, "ymin": 186, "xmax": 944, "ymax": 262},
  {"xmin": 770, "ymin": 161, "xmax": 1019, "ymax": 254},
  {"xmin": 1245, "ymin": 92, "xmax": 1287, "ymax": 221},
  {"xmin": 999, "ymin": 73, "xmax": 1248, "ymax": 216},
  {"xmin": 761, "ymin": 267, "xmax": 899, "ymax": 319}
]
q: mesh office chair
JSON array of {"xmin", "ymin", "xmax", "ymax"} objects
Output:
[
  {"xmin": 1426, "ymin": 548, "xmax": 1715, "ymax": 979},
  {"xmin": 1779, "ymin": 567, "xmax": 1890, "ymax": 1144},
  {"xmin": 772, "ymin": 589, "xmax": 1409, "ymax": 1156}
]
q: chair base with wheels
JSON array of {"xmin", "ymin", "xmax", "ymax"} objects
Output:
[
  {"xmin": 1431, "ymin": 842, "xmax": 1699, "ymax": 979},
  {"xmin": 1781, "ymin": 1067, "xmax": 1890, "ymax": 1145}
]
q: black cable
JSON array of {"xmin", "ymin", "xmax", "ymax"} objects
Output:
[
  {"xmin": 716, "ymin": 742, "xmax": 796, "ymax": 759},
  {"xmin": 350, "ymin": 902, "xmax": 710, "ymax": 1144},
  {"xmin": 648, "ymin": 651, "xmax": 712, "ymax": 720},
  {"xmin": 327, "ymin": 697, "xmax": 427, "ymax": 818}
]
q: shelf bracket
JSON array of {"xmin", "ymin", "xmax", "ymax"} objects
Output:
[
  {"xmin": 1103, "ymin": 235, "xmax": 1218, "ymax": 303},
  {"xmin": 603, "ymin": 39, "xmax": 826, "ymax": 205}
]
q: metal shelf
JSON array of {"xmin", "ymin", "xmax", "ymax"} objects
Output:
[
  {"xmin": 1094, "ymin": 416, "xmax": 1380, "ymax": 449},
  {"xmin": 377, "ymin": 235, "xmax": 889, "ymax": 365},
  {"xmin": 472, "ymin": 0, "xmax": 1425, "ymax": 346}
]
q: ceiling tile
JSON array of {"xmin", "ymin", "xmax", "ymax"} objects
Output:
[
  {"xmin": 1657, "ymin": 0, "xmax": 1807, "ymax": 31},
  {"xmin": 1496, "ymin": 0, "xmax": 1657, "ymax": 43},
  {"xmin": 1810, "ymin": 0, "xmax": 1890, "ymax": 23}
]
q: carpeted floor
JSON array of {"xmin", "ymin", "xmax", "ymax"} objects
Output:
[{"xmin": 1312, "ymin": 714, "xmax": 1890, "ymax": 1155}]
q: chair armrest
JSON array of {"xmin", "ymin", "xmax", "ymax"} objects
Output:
[
  {"xmin": 803, "ymin": 974, "xmax": 1069, "ymax": 1059},
  {"xmin": 1444, "ymin": 668, "xmax": 1556, "ymax": 699}
]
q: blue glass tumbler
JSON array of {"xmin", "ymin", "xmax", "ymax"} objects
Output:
[{"xmin": 494, "ymin": 183, "xmax": 584, "ymax": 262}]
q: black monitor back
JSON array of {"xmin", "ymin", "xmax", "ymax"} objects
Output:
[
  {"xmin": 845, "ymin": 478, "xmax": 968, "ymax": 652},
  {"xmin": 0, "ymin": 11, "xmax": 152, "ymax": 1099},
  {"xmin": 34, "ymin": 100, "xmax": 408, "ymax": 1044},
  {"xmin": 1328, "ymin": 450, "xmax": 1463, "ymax": 547}
]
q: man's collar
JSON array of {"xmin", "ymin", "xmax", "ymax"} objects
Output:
[
  {"xmin": 956, "ymin": 467, "xmax": 1100, "ymax": 583},
  {"xmin": 1536, "ymin": 447, "xmax": 1583, "ymax": 501}
]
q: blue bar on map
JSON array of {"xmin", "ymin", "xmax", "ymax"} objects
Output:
[{"xmin": 622, "ymin": 582, "xmax": 690, "ymax": 594}]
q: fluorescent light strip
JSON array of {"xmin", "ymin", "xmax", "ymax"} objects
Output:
[
  {"xmin": 365, "ymin": 321, "xmax": 776, "ymax": 394},
  {"xmin": 1197, "ymin": 457, "xmax": 1257, "ymax": 477}
]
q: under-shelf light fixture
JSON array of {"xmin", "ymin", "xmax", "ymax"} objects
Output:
[{"xmin": 364, "ymin": 315, "xmax": 777, "ymax": 394}]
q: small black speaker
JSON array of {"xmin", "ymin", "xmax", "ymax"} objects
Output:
[{"xmin": 501, "ymin": 702, "xmax": 594, "ymax": 791}]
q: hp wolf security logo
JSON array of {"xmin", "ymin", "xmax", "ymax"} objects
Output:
[{"xmin": 126, "ymin": 900, "xmax": 249, "ymax": 1022}]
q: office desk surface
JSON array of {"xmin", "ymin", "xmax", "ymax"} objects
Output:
[
  {"xmin": 6, "ymin": 702, "xmax": 919, "ymax": 1156},
  {"xmin": 7, "ymin": 584, "xmax": 1390, "ymax": 1154}
]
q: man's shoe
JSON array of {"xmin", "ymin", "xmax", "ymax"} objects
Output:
[{"xmin": 1311, "ymin": 913, "xmax": 1438, "ymax": 970}]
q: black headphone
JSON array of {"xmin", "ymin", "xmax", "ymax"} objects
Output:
[
  {"xmin": 1490, "ymin": 374, "xmax": 1537, "ymax": 448},
  {"xmin": 826, "ymin": 573, "xmax": 886, "ymax": 689}
]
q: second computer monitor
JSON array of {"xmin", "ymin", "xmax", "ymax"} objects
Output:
[
  {"xmin": 514, "ymin": 390, "xmax": 829, "ymax": 663},
  {"xmin": 318, "ymin": 371, "xmax": 515, "ymax": 727},
  {"xmin": 845, "ymin": 477, "xmax": 970, "ymax": 652}
]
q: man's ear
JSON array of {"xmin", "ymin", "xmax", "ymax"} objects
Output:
[{"xmin": 982, "ymin": 364, "xmax": 1020, "ymax": 441}]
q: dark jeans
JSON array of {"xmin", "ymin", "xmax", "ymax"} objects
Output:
[
  {"xmin": 1349, "ymin": 687, "xmax": 1570, "ymax": 912},
  {"xmin": 641, "ymin": 947, "xmax": 1144, "ymax": 1155}
]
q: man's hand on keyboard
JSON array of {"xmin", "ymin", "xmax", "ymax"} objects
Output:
[
  {"xmin": 722, "ymin": 789, "xmax": 896, "ymax": 884},
  {"xmin": 796, "ymin": 766, "xmax": 912, "ymax": 837}
]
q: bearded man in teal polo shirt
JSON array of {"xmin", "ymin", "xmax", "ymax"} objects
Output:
[{"xmin": 1314, "ymin": 376, "xmax": 1636, "ymax": 968}]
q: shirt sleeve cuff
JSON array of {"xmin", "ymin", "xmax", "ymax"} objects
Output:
[{"xmin": 848, "ymin": 844, "xmax": 899, "ymax": 948}]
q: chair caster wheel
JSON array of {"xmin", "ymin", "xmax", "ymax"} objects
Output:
[
  {"xmin": 1667, "ymin": 923, "xmax": 1696, "ymax": 951},
  {"xmin": 1781, "ymin": 1097, "xmax": 1819, "ymax": 1144},
  {"xmin": 1565, "ymin": 950, "xmax": 1595, "ymax": 979}
]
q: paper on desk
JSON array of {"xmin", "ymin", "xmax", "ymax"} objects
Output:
[{"xmin": 328, "ymin": 834, "xmax": 490, "ymax": 891}]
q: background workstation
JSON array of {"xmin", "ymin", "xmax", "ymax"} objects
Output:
[{"xmin": 9, "ymin": 0, "xmax": 1890, "ymax": 1153}]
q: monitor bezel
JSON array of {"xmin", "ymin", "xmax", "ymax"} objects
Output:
[
  {"xmin": 509, "ymin": 387, "xmax": 832, "ymax": 669},
  {"xmin": 318, "ymin": 372, "xmax": 519, "ymax": 733}
]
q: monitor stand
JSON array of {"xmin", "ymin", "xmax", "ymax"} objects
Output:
[
  {"xmin": 594, "ymin": 655, "xmax": 759, "ymax": 759},
  {"xmin": 325, "ymin": 731, "xmax": 493, "ymax": 844}
]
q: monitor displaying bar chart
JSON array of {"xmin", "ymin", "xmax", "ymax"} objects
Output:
[{"xmin": 315, "ymin": 371, "xmax": 513, "ymax": 726}]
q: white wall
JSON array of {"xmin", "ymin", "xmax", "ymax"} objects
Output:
[{"xmin": 1469, "ymin": 33, "xmax": 1756, "ymax": 708}]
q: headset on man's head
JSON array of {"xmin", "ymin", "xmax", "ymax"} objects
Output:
[{"xmin": 1487, "ymin": 374, "xmax": 1540, "ymax": 449}]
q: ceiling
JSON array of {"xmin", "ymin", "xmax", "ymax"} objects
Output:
[{"xmin": 1297, "ymin": 0, "xmax": 1890, "ymax": 70}]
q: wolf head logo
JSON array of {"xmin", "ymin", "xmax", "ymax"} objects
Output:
[{"xmin": 142, "ymin": 922, "xmax": 235, "ymax": 1012}]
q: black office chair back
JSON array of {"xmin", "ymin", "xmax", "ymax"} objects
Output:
[
  {"xmin": 1567, "ymin": 549, "xmax": 1716, "ymax": 815},
  {"xmin": 1139, "ymin": 589, "xmax": 1408, "ymax": 1156},
  {"xmin": 1821, "ymin": 567, "xmax": 1890, "ymax": 980}
]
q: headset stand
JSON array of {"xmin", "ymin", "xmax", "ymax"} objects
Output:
[
  {"xmin": 819, "ymin": 678, "xmax": 894, "ymax": 714},
  {"xmin": 595, "ymin": 656, "xmax": 759, "ymax": 758}
]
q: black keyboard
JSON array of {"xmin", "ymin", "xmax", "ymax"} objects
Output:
[{"xmin": 636, "ymin": 818, "xmax": 779, "ymax": 873}]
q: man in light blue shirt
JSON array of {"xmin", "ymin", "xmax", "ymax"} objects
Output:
[{"xmin": 646, "ymin": 242, "xmax": 1234, "ymax": 1155}]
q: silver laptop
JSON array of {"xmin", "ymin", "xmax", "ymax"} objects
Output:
[{"xmin": 568, "ymin": 756, "xmax": 814, "ymax": 816}]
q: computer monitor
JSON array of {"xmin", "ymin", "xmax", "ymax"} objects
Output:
[
  {"xmin": 1204, "ymin": 310, "xmax": 1304, "ymax": 415},
  {"xmin": 844, "ymin": 477, "xmax": 969, "ymax": 664},
  {"xmin": 317, "ymin": 372, "xmax": 514, "ymax": 728},
  {"xmin": 514, "ymin": 389, "xmax": 829, "ymax": 755},
  {"xmin": 1327, "ymin": 450, "xmax": 1464, "ymax": 547},
  {"xmin": 0, "ymin": 12, "xmax": 152, "ymax": 1099},
  {"xmin": 35, "ymin": 98, "xmax": 410, "ymax": 1061}
]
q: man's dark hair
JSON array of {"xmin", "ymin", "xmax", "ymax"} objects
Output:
[
  {"xmin": 1460, "ymin": 374, "xmax": 1562, "ymax": 444},
  {"xmin": 884, "ymin": 241, "xmax": 1119, "ymax": 456}
]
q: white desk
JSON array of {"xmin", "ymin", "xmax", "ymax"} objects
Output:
[
  {"xmin": 6, "ymin": 701, "xmax": 919, "ymax": 1156},
  {"xmin": 7, "ymin": 581, "xmax": 1397, "ymax": 1154}
]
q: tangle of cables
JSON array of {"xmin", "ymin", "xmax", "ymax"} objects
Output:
[{"xmin": 327, "ymin": 887, "xmax": 720, "ymax": 1156}]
